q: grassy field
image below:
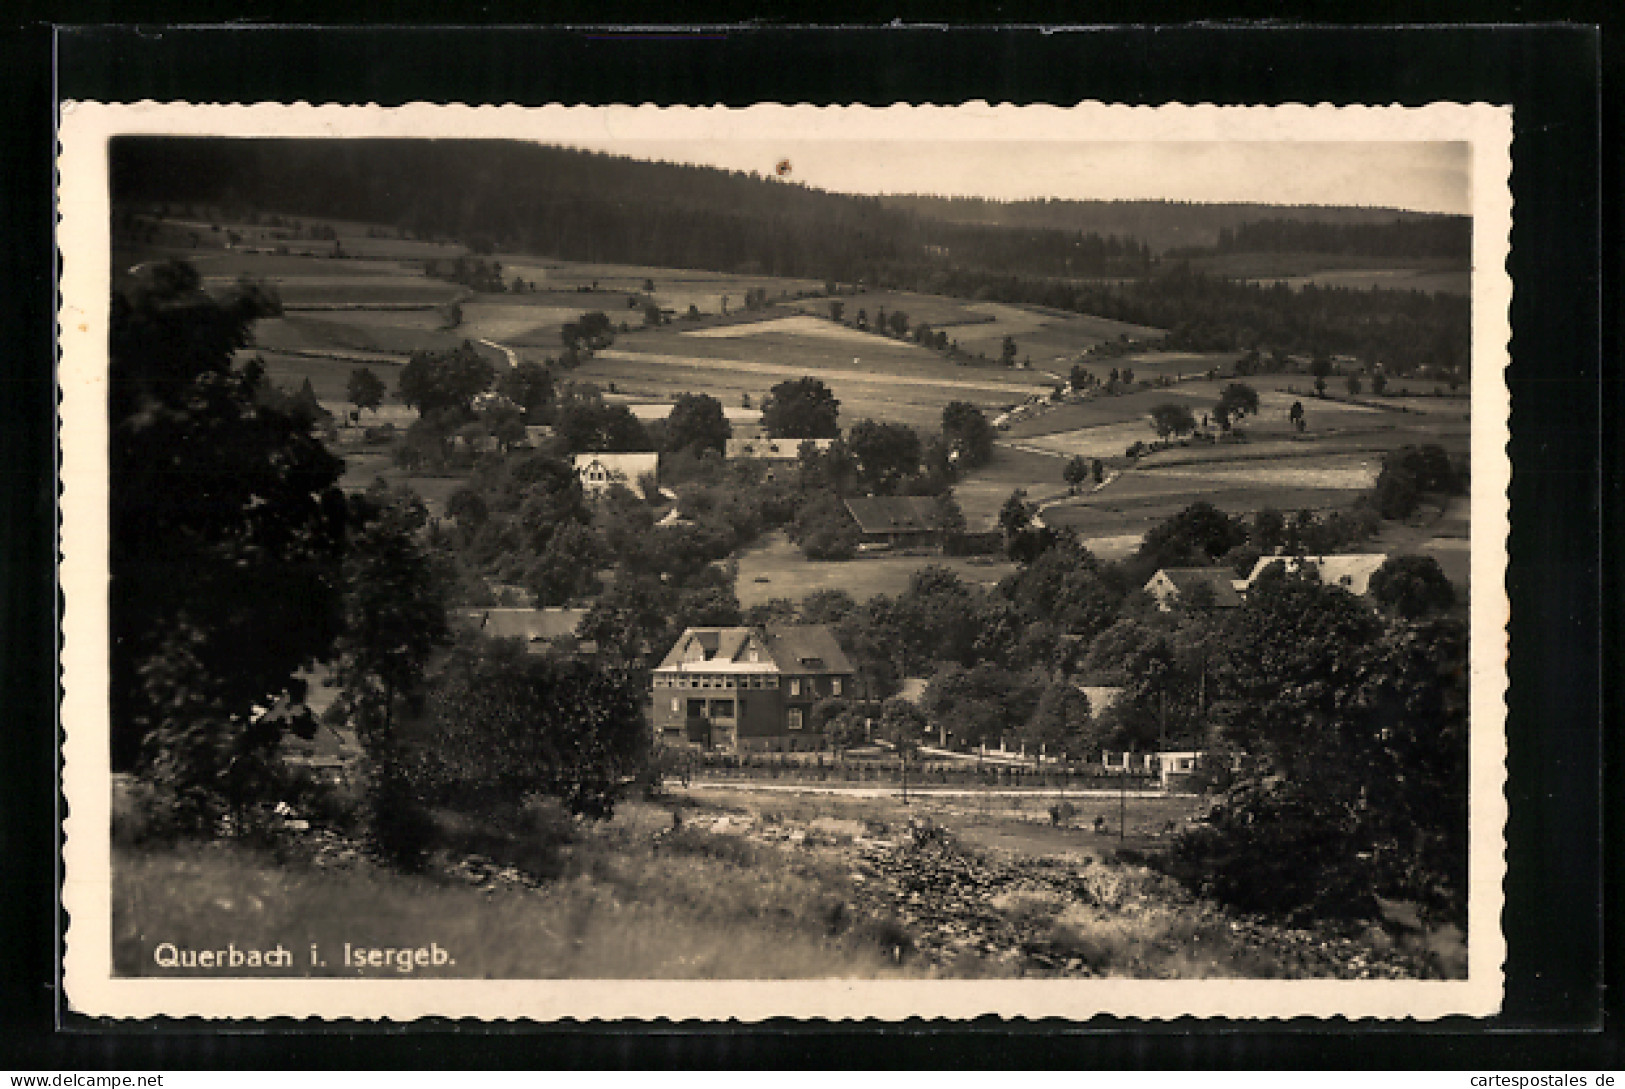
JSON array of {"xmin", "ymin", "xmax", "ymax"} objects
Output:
[
  {"xmin": 784, "ymin": 291, "xmax": 1164, "ymax": 369},
  {"xmin": 113, "ymin": 784, "xmax": 1463, "ymax": 980},
  {"xmin": 735, "ymin": 532, "xmax": 1017, "ymax": 606}
]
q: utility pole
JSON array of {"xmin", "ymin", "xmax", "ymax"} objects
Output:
[{"xmin": 1119, "ymin": 762, "xmax": 1127, "ymax": 844}]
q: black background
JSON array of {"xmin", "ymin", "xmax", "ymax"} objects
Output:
[{"xmin": 1, "ymin": 11, "xmax": 1614, "ymax": 1070}]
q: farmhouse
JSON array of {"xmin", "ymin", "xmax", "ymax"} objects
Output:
[
  {"xmin": 450, "ymin": 607, "xmax": 594, "ymax": 655},
  {"xmin": 1244, "ymin": 553, "xmax": 1389, "ymax": 597},
  {"xmin": 651, "ymin": 624, "xmax": 856, "ymax": 753},
  {"xmin": 1144, "ymin": 567, "xmax": 1246, "ymax": 611},
  {"xmin": 843, "ymin": 495, "xmax": 946, "ymax": 550},
  {"xmin": 573, "ymin": 452, "xmax": 660, "ymax": 499}
]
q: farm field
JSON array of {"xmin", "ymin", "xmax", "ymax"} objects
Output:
[
  {"xmin": 786, "ymin": 291, "xmax": 1164, "ymax": 370},
  {"xmin": 953, "ymin": 444, "xmax": 1078, "ymax": 529},
  {"xmin": 579, "ymin": 339, "xmax": 1050, "ymax": 432},
  {"xmin": 734, "ymin": 532, "xmax": 1017, "ymax": 607}
]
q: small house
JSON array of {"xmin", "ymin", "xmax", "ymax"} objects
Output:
[
  {"xmin": 573, "ymin": 452, "xmax": 660, "ymax": 500},
  {"xmin": 1144, "ymin": 567, "xmax": 1245, "ymax": 611}
]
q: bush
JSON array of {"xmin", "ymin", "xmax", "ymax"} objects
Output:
[{"xmin": 367, "ymin": 762, "xmax": 437, "ymax": 872}]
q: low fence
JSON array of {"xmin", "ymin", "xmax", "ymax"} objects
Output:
[{"xmin": 672, "ymin": 752, "xmax": 1159, "ymax": 792}]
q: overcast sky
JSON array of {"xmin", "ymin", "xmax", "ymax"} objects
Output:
[{"xmin": 552, "ymin": 139, "xmax": 1470, "ymax": 215}]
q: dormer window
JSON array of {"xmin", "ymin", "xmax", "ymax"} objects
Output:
[{"xmin": 748, "ymin": 648, "xmax": 759, "ymax": 663}]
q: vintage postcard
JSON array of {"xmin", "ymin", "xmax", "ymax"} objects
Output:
[{"xmin": 59, "ymin": 101, "xmax": 1511, "ymax": 1020}]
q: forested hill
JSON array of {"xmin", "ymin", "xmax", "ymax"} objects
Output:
[
  {"xmin": 111, "ymin": 138, "xmax": 1152, "ymax": 281},
  {"xmin": 878, "ymin": 195, "xmax": 1458, "ymax": 255}
]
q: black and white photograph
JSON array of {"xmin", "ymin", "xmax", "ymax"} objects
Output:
[{"xmin": 57, "ymin": 102, "xmax": 1510, "ymax": 1021}]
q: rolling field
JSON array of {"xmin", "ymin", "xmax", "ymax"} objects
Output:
[
  {"xmin": 735, "ymin": 532, "xmax": 1017, "ymax": 607},
  {"xmin": 578, "ymin": 334, "xmax": 1051, "ymax": 432}
]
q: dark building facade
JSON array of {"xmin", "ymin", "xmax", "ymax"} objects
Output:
[{"xmin": 650, "ymin": 625, "xmax": 856, "ymax": 753}]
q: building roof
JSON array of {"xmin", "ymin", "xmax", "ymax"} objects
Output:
[
  {"xmin": 654, "ymin": 624, "xmax": 854, "ymax": 675},
  {"xmin": 726, "ymin": 437, "xmax": 837, "ymax": 460},
  {"xmin": 843, "ymin": 495, "xmax": 943, "ymax": 536},
  {"xmin": 1146, "ymin": 567, "xmax": 1245, "ymax": 607},
  {"xmin": 451, "ymin": 607, "xmax": 589, "ymax": 645},
  {"xmin": 573, "ymin": 452, "xmax": 660, "ymax": 477},
  {"xmin": 1245, "ymin": 553, "xmax": 1390, "ymax": 597}
]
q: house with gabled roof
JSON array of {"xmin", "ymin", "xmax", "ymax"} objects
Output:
[
  {"xmin": 650, "ymin": 624, "xmax": 856, "ymax": 753},
  {"xmin": 843, "ymin": 495, "xmax": 946, "ymax": 550},
  {"xmin": 1144, "ymin": 567, "xmax": 1246, "ymax": 611},
  {"xmin": 572, "ymin": 452, "xmax": 660, "ymax": 500},
  {"xmin": 1244, "ymin": 553, "xmax": 1390, "ymax": 598}
]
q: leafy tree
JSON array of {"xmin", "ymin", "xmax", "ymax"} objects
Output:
[
  {"xmin": 1000, "ymin": 335, "xmax": 1019, "ymax": 367},
  {"xmin": 560, "ymin": 311, "xmax": 615, "ymax": 352},
  {"xmin": 920, "ymin": 663, "xmax": 1042, "ymax": 750},
  {"xmin": 418, "ymin": 641, "xmax": 648, "ymax": 821},
  {"xmin": 524, "ymin": 522, "xmax": 603, "ymax": 606},
  {"xmin": 828, "ymin": 299, "xmax": 844, "ymax": 323},
  {"xmin": 1092, "ymin": 458, "xmax": 1105, "ymax": 484},
  {"xmin": 1135, "ymin": 500, "xmax": 1248, "ymax": 572},
  {"xmin": 997, "ymin": 540, "xmax": 1124, "ymax": 645},
  {"xmin": 761, "ymin": 376, "xmax": 841, "ymax": 439},
  {"xmin": 789, "ymin": 489, "xmax": 861, "ymax": 560},
  {"xmin": 847, "ymin": 419, "xmax": 922, "ymax": 493},
  {"xmin": 643, "ymin": 302, "xmax": 663, "ymax": 327},
  {"xmin": 1023, "ymin": 683, "xmax": 1095, "ymax": 758},
  {"xmin": 1314, "ymin": 375, "xmax": 1328, "ymax": 397},
  {"xmin": 398, "ymin": 341, "xmax": 495, "ymax": 417},
  {"xmin": 109, "ymin": 261, "xmax": 347, "ymax": 822},
  {"xmin": 497, "ymin": 359, "xmax": 555, "ymax": 422},
  {"xmin": 888, "ymin": 310, "xmax": 910, "ymax": 338},
  {"xmin": 1175, "ymin": 571, "xmax": 1469, "ymax": 922},
  {"xmin": 332, "ymin": 483, "xmax": 450, "ymax": 748},
  {"xmin": 1214, "ymin": 382, "xmax": 1259, "ymax": 431},
  {"xmin": 1063, "ymin": 456, "xmax": 1090, "ymax": 489},
  {"xmin": 1346, "ymin": 374, "xmax": 1363, "ymax": 396},
  {"xmin": 940, "ymin": 401, "xmax": 995, "ymax": 468},
  {"xmin": 347, "ymin": 366, "xmax": 386, "ymax": 417},
  {"xmin": 664, "ymin": 391, "xmax": 732, "ymax": 456},
  {"xmin": 1369, "ymin": 554, "xmax": 1457, "ymax": 618},
  {"xmin": 1149, "ymin": 402, "xmax": 1197, "ymax": 440},
  {"xmin": 998, "ymin": 488, "xmax": 1034, "ymax": 538},
  {"xmin": 554, "ymin": 385, "xmax": 651, "ymax": 453},
  {"xmin": 1371, "ymin": 372, "xmax": 1389, "ymax": 395}
]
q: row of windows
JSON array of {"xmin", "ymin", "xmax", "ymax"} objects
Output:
[
  {"xmin": 653, "ymin": 674, "xmax": 846, "ymax": 697},
  {"xmin": 654, "ymin": 674, "xmax": 778, "ymax": 690}
]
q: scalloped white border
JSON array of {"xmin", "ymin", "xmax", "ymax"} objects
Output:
[{"xmin": 58, "ymin": 101, "xmax": 1511, "ymax": 1021}]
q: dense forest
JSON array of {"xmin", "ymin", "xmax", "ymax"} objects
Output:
[
  {"xmin": 877, "ymin": 194, "xmax": 1451, "ymax": 254},
  {"xmin": 1168, "ymin": 216, "xmax": 1471, "ymax": 259},
  {"xmin": 110, "ymin": 139, "xmax": 1151, "ymax": 280},
  {"xmin": 111, "ymin": 138, "xmax": 1470, "ymax": 378}
]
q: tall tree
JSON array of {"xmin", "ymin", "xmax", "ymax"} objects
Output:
[
  {"xmin": 847, "ymin": 419, "xmax": 922, "ymax": 493},
  {"xmin": 109, "ymin": 260, "xmax": 348, "ymax": 821},
  {"xmin": 346, "ymin": 366, "xmax": 386, "ymax": 418},
  {"xmin": 664, "ymin": 391, "xmax": 732, "ymax": 456},
  {"xmin": 397, "ymin": 341, "xmax": 495, "ymax": 417},
  {"xmin": 761, "ymin": 376, "xmax": 841, "ymax": 439},
  {"xmin": 940, "ymin": 400, "xmax": 995, "ymax": 468},
  {"xmin": 333, "ymin": 482, "xmax": 451, "ymax": 748},
  {"xmin": 1149, "ymin": 402, "xmax": 1198, "ymax": 440}
]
